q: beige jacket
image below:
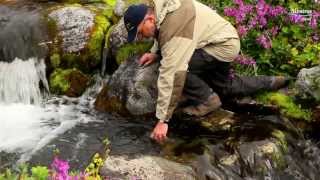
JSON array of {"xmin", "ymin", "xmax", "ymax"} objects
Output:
[{"xmin": 152, "ymin": 0, "xmax": 240, "ymax": 121}]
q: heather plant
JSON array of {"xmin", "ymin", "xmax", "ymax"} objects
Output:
[{"xmin": 218, "ymin": 0, "xmax": 320, "ymax": 76}]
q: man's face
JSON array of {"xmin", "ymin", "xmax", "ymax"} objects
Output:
[{"xmin": 136, "ymin": 14, "xmax": 156, "ymax": 40}]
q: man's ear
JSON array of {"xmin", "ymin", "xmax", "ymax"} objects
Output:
[{"xmin": 148, "ymin": 14, "xmax": 156, "ymax": 23}]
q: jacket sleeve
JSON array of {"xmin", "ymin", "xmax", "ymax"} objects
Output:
[{"xmin": 155, "ymin": 37, "xmax": 196, "ymax": 121}]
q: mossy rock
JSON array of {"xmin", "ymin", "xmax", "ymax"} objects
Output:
[
  {"xmin": 113, "ymin": 0, "xmax": 153, "ymax": 17},
  {"xmin": 49, "ymin": 68, "xmax": 90, "ymax": 97},
  {"xmin": 256, "ymin": 92, "xmax": 312, "ymax": 121},
  {"xmin": 46, "ymin": 5, "xmax": 111, "ymax": 73},
  {"xmin": 37, "ymin": 0, "xmax": 115, "ymax": 4},
  {"xmin": 94, "ymin": 85, "xmax": 129, "ymax": 115}
]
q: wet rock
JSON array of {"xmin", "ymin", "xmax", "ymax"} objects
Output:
[
  {"xmin": 113, "ymin": 0, "xmax": 152, "ymax": 17},
  {"xmin": 192, "ymin": 152, "xmax": 242, "ymax": 180},
  {"xmin": 296, "ymin": 66, "xmax": 320, "ymax": 101},
  {"xmin": 0, "ymin": 4, "xmax": 49, "ymax": 62},
  {"xmin": 0, "ymin": 152, "xmax": 19, "ymax": 172},
  {"xmin": 95, "ymin": 56, "xmax": 158, "ymax": 115},
  {"xmin": 101, "ymin": 155, "xmax": 196, "ymax": 179},
  {"xmin": 49, "ymin": 68, "xmax": 90, "ymax": 97},
  {"xmin": 47, "ymin": 5, "xmax": 110, "ymax": 72},
  {"xmin": 28, "ymin": 121, "xmax": 110, "ymax": 171},
  {"xmin": 108, "ymin": 18, "xmax": 127, "ymax": 56}
]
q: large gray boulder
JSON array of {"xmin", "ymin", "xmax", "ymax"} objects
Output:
[
  {"xmin": 296, "ymin": 66, "xmax": 320, "ymax": 101},
  {"xmin": 47, "ymin": 5, "xmax": 111, "ymax": 72},
  {"xmin": 0, "ymin": 4, "xmax": 48, "ymax": 62},
  {"xmin": 48, "ymin": 6, "xmax": 95, "ymax": 54},
  {"xmin": 95, "ymin": 56, "xmax": 158, "ymax": 115}
]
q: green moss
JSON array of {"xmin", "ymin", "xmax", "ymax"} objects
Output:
[
  {"xmin": 103, "ymin": 0, "xmax": 117, "ymax": 7},
  {"xmin": 87, "ymin": 14, "xmax": 111, "ymax": 66},
  {"xmin": 256, "ymin": 92, "xmax": 312, "ymax": 121},
  {"xmin": 50, "ymin": 53, "xmax": 61, "ymax": 68},
  {"xmin": 271, "ymin": 151, "xmax": 286, "ymax": 170},
  {"xmin": 45, "ymin": 5, "xmax": 111, "ymax": 73},
  {"xmin": 46, "ymin": 16, "xmax": 58, "ymax": 41},
  {"xmin": 49, "ymin": 68, "xmax": 74, "ymax": 94},
  {"xmin": 270, "ymin": 130, "xmax": 288, "ymax": 169},
  {"xmin": 124, "ymin": 0, "xmax": 149, "ymax": 7},
  {"xmin": 61, "ymin": 53, "xmax": 78, "ymax": 68},
  {"xmin": 116, "ymin": 41, "xmax": 153, "ymax": 65},
  {"xmin": 271, "ymin": 130, "xmax": 288, "ymax": 153},
  {"xmin": 102, "ymin": 7, "xmax": 114, "ymax": 20},
  {"xmin": 104, "ymin": 25, "xmax": 115, "ymax": 49}
]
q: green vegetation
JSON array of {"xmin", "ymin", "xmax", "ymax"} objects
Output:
[
  {"xmin": 257, "ymin": 92, "xmax": 312, "ymax": 121},
  {"xmin": 116, "ymin": 41, "xmax": 153, "ymax": 64},
  {"xmin": 87, "ymin": 14, "xmax": 111, "ymax": 66},
  {"xmin": 49, "ymin": 68, "xmax": 73, "ymax": 94},
  {"xmin": 50, "ymin": 53, "xmax": 61, "ymax": 68}
]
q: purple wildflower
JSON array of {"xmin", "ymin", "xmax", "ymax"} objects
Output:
[
  {"xmin": 237, "ymin": 25, "xmax": 248, "ymax": 37},
  {"xmin": 269, "ymin": 26, "xmax": 279, "ymax": 37},
  {"xmin": 224, "ymin": 7, "xmax": 237, "ymax": 17},
  {"xmin": 309, "ymin": 11, "xmax": 320, "ymax": 29},
  {"xmin": 248, "ymin": 16, "xmax": 258, "ymax": 29},
  {"xmin": 268, "ymin": 6, "xmax": 286, "ymax": 17},
  {"xmin": 240, "ymin": 4, "xmax": 253, "ymax": 14},
  {"xmin": 312, "ymin": 34, "xmax": 319, "ymax": 42},
  {"xmin": 51, "ymin": 157, "xmax": 70, "ymax": 180},
  {"xmin": 224, "ymin": 1, "xmax": 253, "ymax": 24},
  {"xmin": 256, "ymin": 34, "xmax": 272, "ymax": 49},
  {"xmin": 256, "ymin": 0, "xmax": 269, "ymax": 17},
  {"xmin": 255, "ymin": 0, "xmax": 270, "ymax": 27},
  {"xmin": 233, "ymin": 0, "xmax": 244, "ymax": 6},
  {"xmin": 228, "ymin": 68, "xmax": 235, "ymax": 80},
  {"xmin": 310, "ymin": 17, "xmax": 317, "ymax": 29},
  {"xmin": 259, "ymin": 17, "xmax": 267, "ymax": 27},
  {"xmin": 235, "ymin": 55, "xmax": 256, "ymax": 65},
  {"xmin": 289, "ymin": 14, "xmax": 305, "ymax": 24}
]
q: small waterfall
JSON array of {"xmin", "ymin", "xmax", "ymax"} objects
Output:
[{"xmin": 0, "ymin": 57, "xmax": 49, "ymax": 104}]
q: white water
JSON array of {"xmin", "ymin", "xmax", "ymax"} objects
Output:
[
  {"xmin": 0, "ymin": 58, "xmax": 104, "ymax": 162},
  {"xmin": 0, "ymin": 58, "xmax": 48, "ymax": 104}
]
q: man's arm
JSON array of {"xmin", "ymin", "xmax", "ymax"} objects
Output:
[{"xmin": 151, "ymin": 36, "xmax": 196, "ymax": 143}]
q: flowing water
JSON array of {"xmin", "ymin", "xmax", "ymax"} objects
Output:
[{"xmin": 0, "ymin": 57, "xmax": 158, "ymax": 171}]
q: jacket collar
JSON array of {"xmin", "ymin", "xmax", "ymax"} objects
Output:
[{"xmin": 152, "ymin": 0, "xmax": 181, "ymax": 28}]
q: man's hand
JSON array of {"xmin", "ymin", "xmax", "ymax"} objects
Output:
[
  {"xmin": 150, "ymin": 120, "xmax": 168, "ymax": 143},
  {"xmin": 139, "ymin": 53, "xmax": 157, "ymax": 66}
]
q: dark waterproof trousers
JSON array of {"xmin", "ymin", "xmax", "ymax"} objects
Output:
[{"xmin": 183, "ymin": 49, "xmax": 275, "ymax": 103}]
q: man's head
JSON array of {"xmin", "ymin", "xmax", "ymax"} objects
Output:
[{"xmin": 124, "ymin": 4, "xmax": 157, "ymax": 42}]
